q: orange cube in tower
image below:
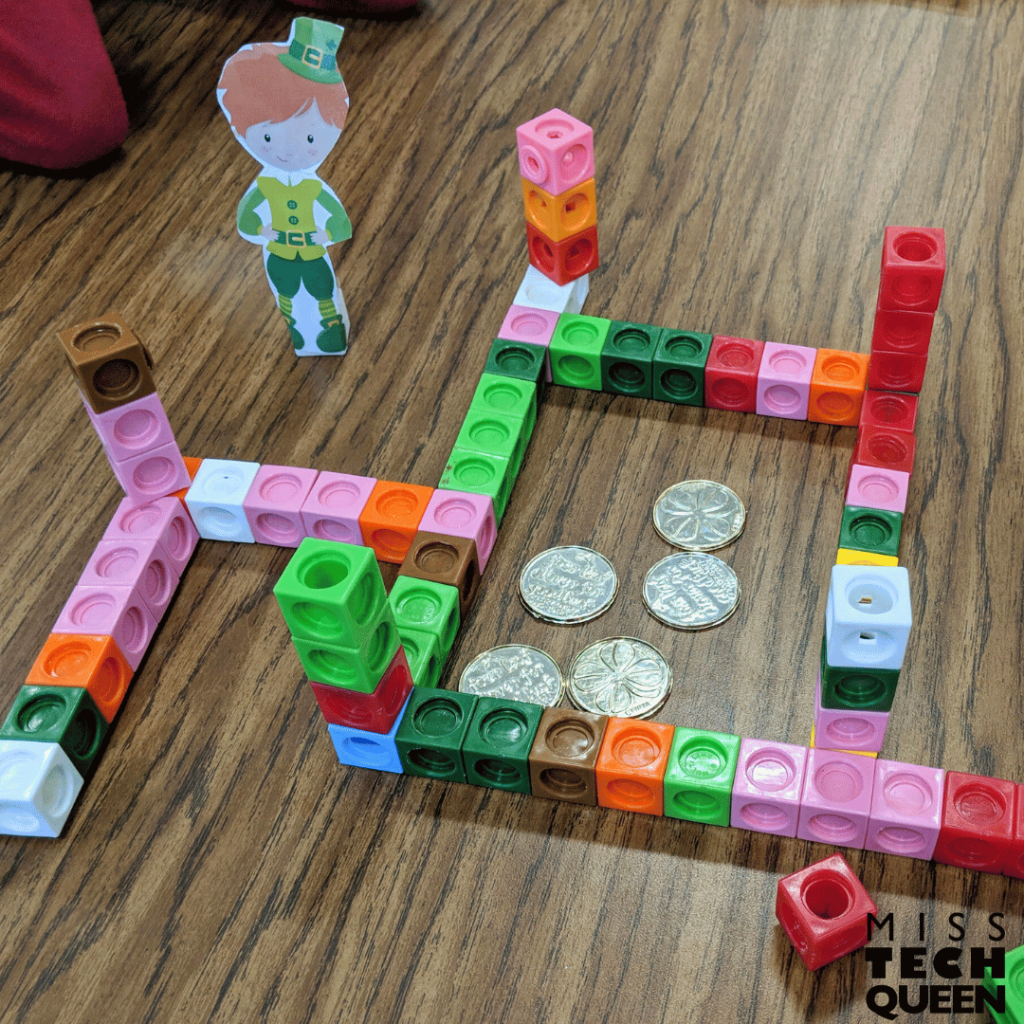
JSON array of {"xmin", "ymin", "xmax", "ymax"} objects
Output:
[{"xmin": 807, "ymin": 349, "xmax": 870, "ymax": 426}]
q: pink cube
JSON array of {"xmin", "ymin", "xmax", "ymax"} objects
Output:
[
  {"xmin": 865, "ymin": 759, "xmax": 945, "ymax": 860},
  {"xmin": 109, "ymin": 441, "xmax": 192, "ymax": 504},
  {"xmin": 814, "ymin": 675, "xmax": 889, "ymax": 753},
  {"xmin": 516, "ymin": 109, "xmax": 595, "ymax": 194},
  {"xmin": 103, "ymin": 495, "xmax": 199, "ymax": 576},
  {"xmin": 243, "ymin": 465, "xmax": 319, "ymax": 547},
  {"xmin": 498, "ymin": 305, "xmax": 558, "ymax": 382},
  {"xmin": 755, "ymin": 342, "xmax": 814, "ymax": 419},
  {"xmin": 54, "ymin": 584, "xmax": 158, "ymax": 670},
  {"xmin": 419, "ymin": 489, "xmax": 498, "ymax": 571},
  {"xmin": 797, "ymin": 748, "xmax": 876, "ymax": 849},
  {"xmin": 730, "ymin": 738, "xmax": 809, "ymax": 837},
  {"xmin": 877, "ymin": 226, "xmax": 945, "ymax": 313},
  {"xmin": 85, "ymin": 393, "xmax": 178, "ymax": 462},
  {"xmin": 78, "ymin": 537, "xmax": 180, "ymax": 620},
  {"xmin": 299, "ymin": 472, "xmax": 375, "ymax": 544},
  {"xmin": 846, "ymin": 464, "xmax": 910, "ymax": 514}
]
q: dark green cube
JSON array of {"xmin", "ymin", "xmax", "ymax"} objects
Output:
[
  {"xmin": 663, "ymin": 726, "xmax": 741, "ymax": 825},
  {"xmin": 838, "ymin": 505, "xmax": 903, "ymax": 558},
  {"xmin": 1, "ymin": 685, "xmax": 109, "ymax": 779},
  {"xmin": 820, "ymin": 637, "xmax": 901, "ymax": 712},
  {"xmin": 600, "ymin": 321, "xmax": 658, "ymax": 398},
  {"xmin": 461, "ymin": 696, "xmax": 543, "ymax": 793},
  {"xmin": 653, "ymin": 330, "xmax": 713, "ymax": 405},
  {"xmin": 395, "ymin": 688, "xmax": 478, "ymax": 782},
  {"xmin": 484, "ymin": 339, "xmax": 547, "ymax": 395}
]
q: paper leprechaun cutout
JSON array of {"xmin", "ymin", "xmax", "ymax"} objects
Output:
[{"xmin": 218, "ymin": 18, "xmax": 352, "ymax": 356}]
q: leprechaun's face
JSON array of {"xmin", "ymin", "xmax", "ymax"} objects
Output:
[{"xmin": 243, "ymin": 101, "xmax": 342, "ymax": 172}]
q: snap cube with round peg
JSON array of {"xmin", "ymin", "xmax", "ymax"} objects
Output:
[
  {"xmin": 1004, "ymin": 784, "xmax": 1024, "ymax": 880},
  {"xmin": 108, "ymin": 442, "xmax": 192, "ymax": 505},
  {"xmin": 54, "ymin": 584, "xmax": 158, "ymax": 670},
  {"xmin": 865, "ymin": 759, "xmax": 945, "ymax": 860},
  {"xmin": 388, "ymin": 575, "xmax": 460, "ymax": 655},
  {"xmin": 595, "ymin": 717, "xmax": 674, "ymax": 816},
  {"xmin": 78, "ymin": 536, "xmax": 179, "ymax": 621},
  {"xmin": 549, "ymin": 313, "xmax": 611, "ymax": 391},
  {"xmin": 850, "ymin": 424, "xmax": 917, "ymax": 479},
  {"xmin": 439, "ymin": 449, "xmax": 514, "ymax": 524},
  {"xmin": 663, "ymin": 726, "xmax": 741, "ymax": 826},
  {"xmin": 983, "ymin": 944, "xmax": 1024, "ymax": 1021},
  {"xmin": 395, "ymin": 687, "xmax": 479, "ymax": 783},
  {"xmin": 308, "ymin": 647, "xmax": 413, "ymax": 734},
  {"xmin": 84, "ymin": 391, "xmax": 178, "ymax": 463},
  {"xmin": 327, "ymin": 694, "xmax": 413, "ymax": 774},
  {"xmin": 775, "ymin": 853, "xmax": 877, "ymax": 970},
  {"xmin": 358, "ymin": 480, "xmax": 434, "ymax": 564},
  {"xmin": 243, "ymin": 465, "xmax": 318, "ymax": 547},
  {"xmin": 471, "ymin": 373, "xmax": 538, "ymax": 442},
  {"xmin": 730, "ymin": 738, "xmax": 809, "ymax": 837},
  {"xmin": 846, "ymin": 463, "xmax": 911, "ymax": 514},
  {"xmin": 461, "ymin": 696, "xmax": 544, "ymax": 793},
  {"xmin": 528, "ymin": 707, "xmax": 610, "ymax": 806},
  {"xmin": 0, "ymin": 739, "xmax": 85, "ymax": 838},
  {"xmin": 526, "ymin": 222, "xmax": 599, "ymax": 286},
  {"xmin": 825, "ymin": 564, "xmax": 913, "ymax": 672},
  {"xmin": 516, "ymin": 108, "xmax": 595, "ymax": 194},
  {"xmin": 483, "ymin": 337, "xmax": 547, "ymax": 394},
  {"xmin": 420, "ymin": 488, "xmax": 497, "ymax": 572},
  {"xmin": 933, "ymin": 771, "xmax": 1017, "ymax": 874},
  {"xmin": 512, "ymin": 265, "xmax": 589, "ymax": 316},
  {"xmin": 807, "ymin": 349, "xmax": 870, "ymax": 426},
  {"xmin": 871, "ymin": 306, "xmax": 935, "ymax": 356},
  {"xmin": 838, "ymin": 505, "xmax": 903, "ymax": 559},
  {"xmin": 820, "ymin": 638, "xmax": 901, "ymax": 712},
  {"xmin": 877, "ymin": 226, "xmax": 946, "ymax": 313},
  {"xmin": 652, "ymin": 329, "xmax": 713, "ymax": 406},
  {"xmin": 867, "ymin": 348, "xmax": 929, "ymax": 394},
  {"xmin": 756, "ymin": 341, "xmax": 814, "ymax": 419},
  {"xmin": 396, "ymin": 625, "xmax": 443, "ymax": 688},
  {"xmin": 185, "ymin": 458, "xmax": 261, "ymax": 542},
  {"xmin": 814, "ymin": 674, "xmax": 889, "ymax": 753},
  {"xmin": 293, "ymin": 624, "xmax": 400, "ymax": 694},
  {"xmin": 26, "ymin": 633, "xmax": 133, "ymax": 723},
  {"xmin": 454, "ymin": 407, "xmax": 528, "ymax": 479},
  {"xmin": 398, "ymin": 531, "xmax": 481, "ymax": 620},
  {"xmin": 836, "ymin": 549, "xmax": 899, "ymax": 567},
  {"xmin": 859, "ymin": 389, "xmax": 919, "ymax": 433},
  {"xmin": 704, "ymin": 336, "xmax": 765, "ymax": 413},
  {"xmin": 797, "ymin": 747, "xmax": 876, "ymax": 849},
  {"xmin": 600, "ymin": 320, "xmax": 658, "ymax": 399},
  {"xmin": 102, "ymin": 494, "xmax": 199, "ymax": 576},
  {"xmin": 521, "ymin": 177, "xmax": 597, "ymax": 242},
  {"xmin": 498, "ymin": 305, "xmax": 559, "ymax": 348},
  {"xmin": 299, "ymin": 471, "xmax": 376, "ymax": 545},
  {"xmin": 58, "ymin": 312, "xmax": 158, "ymax": 414}
]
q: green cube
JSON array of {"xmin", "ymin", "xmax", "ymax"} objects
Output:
[
  {"xmin": 663, "ymin": 726, "xmax": 741, "ymax": 825},
  {"xmin": 396, "ymin": 688, "xmax": 479, "ymax": 782},
  {"xmin": 440, "ymin": 448, "xmax": 514, "ymax": 523},
  {"xmin": 653, "ymin": 329, "xmax": 713, "ymax": 405},
  {"xmin": 389, "ymin": 576, "xmax": 460, "ymax": 653},
  {"xmin": 454, "ymin": 407, "xmax": 527, "ymax": 479},
  {"xmin": 838, "ymin": 505, "xmax": 903, "ymax": 558},
  {"xmin": 398, "ymin": 626, "xmax": 443, "ymax": 688},
  {"xmin": 461, "ymin": 696, "xmax": 543, "ymax": 793},
  {"xmin": 820, "ymin": 638, "xmax": 901, "ymax": 712},
  {"xmin": 484, "ymin": 338, "xmax": 546, "ymax": 394},
  {"xmin": 293, "ymin": 617, "xmax": 400, "ymax": 692},
  {"xmin": 472, "ymin": 373, "xmax": 538, "ymax": 441},
  {"xmin": 0, "ymin": 685, "xmax": 108, "ymax": 779},
  {"xmin": 984, "ymin": 944, "xmax": 1021, "ymax": 1024},
  {"xmin": 274, "ymin": 538, "xmax": 387, "ymax": 647},
  {"xmin": 600, "ymin": 321, "xmax": 658, "ymax": 398},
  {"xmin": 550, "ymin": 314, "xmax": 611, "ymax": 391}
]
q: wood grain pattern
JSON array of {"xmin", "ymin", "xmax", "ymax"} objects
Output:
[{"xmin": 2, "ymin": 0, "xmax": 1023, "ymax": 1021}]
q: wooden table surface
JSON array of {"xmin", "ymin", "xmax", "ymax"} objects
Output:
[{"xmin": 2, "ymin": 1, "xmax": 1023, "ymax": 1021}]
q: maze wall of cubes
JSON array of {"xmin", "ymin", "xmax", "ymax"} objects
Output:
[{"xmin": 1, "ymin": 110, "xmax": 1020, "ymax": 897}]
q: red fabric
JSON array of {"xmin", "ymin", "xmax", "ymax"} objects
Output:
[{"xmin": 0, "ymin": 0, "xmax": 128, "ymax": 169}]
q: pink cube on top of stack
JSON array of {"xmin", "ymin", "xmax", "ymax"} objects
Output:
[{"xmin": 517, "ymin": 109, "xmax": 598, "ymax": 286}]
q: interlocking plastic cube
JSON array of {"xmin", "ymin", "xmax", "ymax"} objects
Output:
[
  {"xmin": 1007, "ymin": 785, "xmax": 1024, "ymax": 881},
  {"xmin": 851, "ymin": 425, "xmax": 916, "ymax": 477},
  {"xmin": 867, "ymin": 348, "xmax": 928, "ymax": 394},
  {"xmin": 776, "ymin": 853, "xmax": 877, "ymax": 970},
  {"xmin": 78, "ymin": 537, "xmax": 179, "ymax": 621},
  {"xmin": 395, "ymin": 688, "xmax": 479, "ymax": 783},
  {"xmin": 838, "ymin": 505, "xmax": 903, "ymax": 559},
  {"xmin": 396, "ymin": 625, "xmax": 442, "ymax": 688},
  {"xmin": 85, "ymin": 392, "xmax": 177, "ymax": 462},
  {"xmin": 663, "ymin": 726, "xmax": 741, "ymax": 826},
  {"xmin": 327, "ymin": 694, "xmax": 412, "ymax": 774},
  {"xmin": 877, "ymin": 226, "xmax": 945, "ymax": 313},
  {"xmin": 398, "ymin": 532, "xmax": 480, "ymax": 620},
  {"xmin": 859, "ymin": 389, "xmax": 919, "ymax": 433},
  {"xmin": 820, "ymin": 638, "xmax": 901, "ymax": 712},
  {"xmin": 471, "ymin": 373, "xmax": 538, "ymax": 442},
  {"xmin": 516, "ymin": 108, "xmax": 595, "ymax": 194},
  {"xmin": 730, "ymin": 738, "xmax": 809, "ymax": 837},
  {"xmin": 484, "ymin": 338, "xmax": 547, "ymax": 392},
  {"xmin": 600, "ymin": 321, "xmax": 658, "ymax": 399},
  {"xmin": 243, "ymin": 465, "xmax": 318, "ymax": 547},
  {"xmin": 108, "ymin": 442, "xmax": 192, "ymax": 504},
  {"xmin": 797, "ymin": 748, "xmax": 876, "ymax": 848},
  {"xmin": 293, "ymin": 623, "xmax": 400, "ymax": 694},
  {"xmin": 26, "ymin": 633, "xmax": 133, "ymax": 723},
  {"xmin": 871, "ymin": 307, "xmax": 935, "ymax": 356},
  {"xmin": 309, "ymin": 647, "xmax": 413, "ymax": 734},
  {"xmin": 652, "ymin": 330, "xmax": 713, "ymax": 405},
  {"xmin": 0, "ymin": 740, "xmax": 85, "ymax": 838},
  {"xmin": 420, "ymin": 489, "xmax": 497, "ymax": 572},
  {"xmin": 454, "ymin": 408, "xmax": 527, "ymax": 476},
  {"xmin": 549, "ymin": 314, "xmax": 611, "ymax": 391},
  {"xmin": 807, "ymin": 349, "xmax": 869, "ymax": 426},
  {"xmin": 358, "ymin": 481, "xmax": 434, "ymax": 563},
  {"xmin": 461, "ymin": 696, "xmax": 543, "ymax": 793},
  {"xmin": 54, "ymin": 583, "xmax": 159, "ymax": 670},
  {"xmin": 825, "ymin": 565, "xmax": 913, "ymax": 671},
  {"xmin": 756, "ymin": 341, "xmax": 814, "ymax": 419},
  {"xmin": 704, "ymin": 336, "xmax": 765, "ymax": 412},
  {"xmin": 521, "ymin": 177, "xmax": 597, "ymax": 242},
  {"xmin": 102, "ymin": 494, "xmax": 199, "ymax": 576},
  {"xmin": 934, "ymin": 771, "xmax": 1017, "ymax": 874},
  {"xmin": 512, "ymin": 265, "xmax": 589, "ymax": 316},
  {"xmin": 185, "ymin": 458, "xmax": 261, "ymax": 542},
  {"xmin": 388, "ymin": 576, "xmax": 460, "ymax": 654},
  {"xmin": 983, "ymin": 943, "xmax": 1023, "ymax": 1023},
  {"xmin": 814, "ymin": 675, "xmax": 889, "ymax": 753},
  {"xmin": 439, "ymin": 449, "xmax": 514, "ymax": 524},
  {"xmin": 498, "ymin": 305, "xmax": 559, "ymax": 348},
  {"xmin": 865, "ymin": 759, "xmax": 945, "ymax": 860},
  {"xmin": 528, "ymin": 708, "xmax": 609, "ymax": 806},
  {"xmin": 299, "ymin": 471, "xmax": 375, "ymax": 545},
  {"xmin": 595, "ymin": 717, "xmax": 674, "ymax": 815},
  {"xmin": 526, "ymin": 223, "xmax": 599, "ymax": 285}
]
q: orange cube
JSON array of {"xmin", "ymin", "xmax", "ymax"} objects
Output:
[
  {"xmin": 358, "ymin": 481, "xmax": 434, "ymax": 563},
  {"xmin": 521, "ymin": 177, "xmax": 597, "ymax": 242},
  {"xmin": 595, "ymin": 716, "xmax": 674, "ymax": 815},
  {"xmin": 171, "ymin": 456, "xmax": 203, "ymax": 507},
  {"xmin": 26, "ymin": 633, "xmax": 133, "ymax": 723},
  {"xmin": 807, "ymin": 349, "xmax": 870, "ymax": 426}
]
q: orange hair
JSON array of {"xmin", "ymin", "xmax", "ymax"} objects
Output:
[{"xmin": 218, "ymin": 43, "xmax": 349, "ymax": 133}]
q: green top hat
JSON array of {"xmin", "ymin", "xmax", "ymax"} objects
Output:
[{"xmin": 279, "ymin": 17, "xmax": 345, "ymax": 85}]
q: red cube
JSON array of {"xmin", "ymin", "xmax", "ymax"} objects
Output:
[
  {"xmin": 526, "ymin": 223, "xmax": 599, "ymax": 285},
  {"xmin": 309, "ymin": 647, "xmax": 414, "ymax": 734},
  {"xmin": 705, "ymin": 336, "xmax": 765, "ymax": 413},
  {"xmin": 867, "ymin": 349, "xmax": 928, "ymax": 394},
  {"xmin": 877, "ymin": 226, "xmax": 946, "ymax": 313},
  {"xmin": 1004, "ymin": 783, "xmax": 1024, "ymax": 880},
  {"xmin": 934, "ymin": 771, "xmax": 1017, "ymax": 874},
  {"xmin": 871, "ymin": 306, "xmax": 935, "ymax": 356},
  {"xmin": 851, "ymin": 425, "xmax": 917, "ymax": 477},
  {"xmin": 859, "ymin": 390, "xmax": 919, "ymax": 433},
  {"xmin": 776, "ymin": 853, "xmax": 877, "ymax": 970}
]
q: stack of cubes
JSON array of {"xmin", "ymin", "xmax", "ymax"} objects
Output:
[{"xmin": 0, "ymin": 315, "xmax": 200, "ymax": 838}]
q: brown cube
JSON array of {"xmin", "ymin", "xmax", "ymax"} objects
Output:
[
  {"xmin": 528, "ymin": 707, "xmax": 609, "ymax": 806},
  {"xmin": 58, "ymin": 312, "xmax": 157, "ymax": 413},
  {"xmin": 397, "ymin": 530, "xmax": 480, "ymax": 618}
]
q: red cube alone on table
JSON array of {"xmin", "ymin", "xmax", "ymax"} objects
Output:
[
  {"xmin": 933, "ymin": 771, "xmax": 1018, "ymax": 874},
  {"xmin": 776, "ymin": 853, "xmax": 877, "ymax": 970},
  {"xmin": 705, "ymin": 336, "xmax": 765, "ymax": 413}
]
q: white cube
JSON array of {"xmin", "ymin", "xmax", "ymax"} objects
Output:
[
  {"xmin": 185, "ymin": 459, "xmax": 261, "ymax": 542},
  {"xmin": 513, "ymin": 265, "xmax": 589, "ymax": 316},
  {"xmin": 0, "ymin": 740, "xmax": 84, "ymax": 838},
  {"xmin": 825, "ymin": 564, "xmax": 913, "ymax": 671}
]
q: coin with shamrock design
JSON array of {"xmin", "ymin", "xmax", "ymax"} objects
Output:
[
  {"xmin": 652, "ymin": 480, "xmax": 746, "ymax": 551},
  {"xmin": 567, "ymin": 637, "xmax": 672, "ymax": 719}
]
